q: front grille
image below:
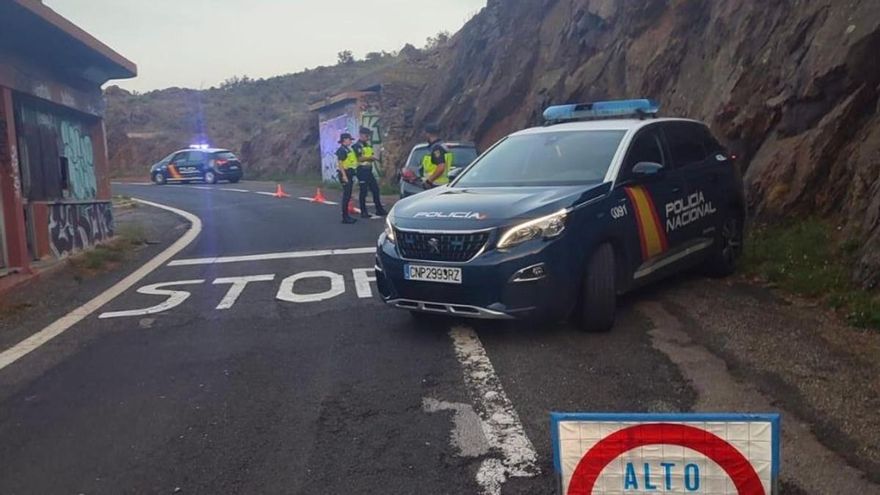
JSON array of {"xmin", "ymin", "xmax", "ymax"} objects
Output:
[{"xmin": 396, "ymin": 230, "xmax": 490, "ymax": 262}]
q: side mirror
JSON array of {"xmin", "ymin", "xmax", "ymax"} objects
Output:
[
  {"xmin": 632, "ymin": 161, "xmax": 664, "ymax": 178},
  {"xmin": 448, "ymin": 167, "xmax": 462, "ymax": 180}
]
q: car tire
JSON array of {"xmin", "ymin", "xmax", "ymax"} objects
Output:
[
  {"xmin": 153, "ymin": 172, "xmax": 166, "ymax": 185},
  {"xmin": 703, "ymin": 212, "xmax": 743, "ymax": 278},
  {"xmin": 578, "ymin": 243, "xmax": 616, "ymax": 333},
  {"xmin": 204, "ymin": 170, "xmax": 217, "ymax": 184},
  {"xmin": 229, "ymin": 177, "xmax": 240, "ymax": 184}
]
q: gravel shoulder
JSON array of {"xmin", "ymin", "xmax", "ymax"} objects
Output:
[{"xmin": 649, "ymin": 274, "xmax": 880, "ymax": 486}]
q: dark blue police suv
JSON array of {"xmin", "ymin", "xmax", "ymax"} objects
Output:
[{"xmin": 375, "ymin": 100, "xmax": 744, "ymax": 332}]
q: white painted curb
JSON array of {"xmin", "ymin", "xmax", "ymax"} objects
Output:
[{"xmin": 0, "ymin": 198, "xmax": 203, "ymax": 371}]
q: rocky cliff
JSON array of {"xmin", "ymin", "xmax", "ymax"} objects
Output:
[
  {"xmin": 410, "ymin": 0, "xmax": 880, "ymax": 286},
  {"xmin": 105, "ymin": 0, "xmax": 880, "ymax": 284}
]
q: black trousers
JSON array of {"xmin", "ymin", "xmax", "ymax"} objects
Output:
[
  {"xmin": 341, "ymin": 168, "xmax": 356, "ymax": 218},
  {"xmin": 357, "ymin": 165, "xmax": 384, "ymax": 214}
]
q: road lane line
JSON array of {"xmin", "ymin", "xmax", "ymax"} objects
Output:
[
  {"xmin": 0, "ymin": 199, "xmax": 202, "ymax": 371},
  {"xmin": 449, "ymin": 326, "xmax": 540, "ymax": 494},
  {"xmin": 168, "ymin": 247, "xmax": 375, "ymax": 266},
  {"xmin": 188, "ymin": 186, "xmax": 213, "ymax": 190},
  {"xmin": 221, "ymin": 188, "xmax": 250, "ymax": 193},
  {"xmin": 254, "ymin": 191, "xmax": 276, "ymax": 196},
  {"xmin": 297, "ymin": 197, "xmax": 340, "ymax": 205}
]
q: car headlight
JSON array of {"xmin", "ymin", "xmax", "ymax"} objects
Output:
[
  {"xmin": 497, "ymin": 209, "xmax": 568, "ymax": 249},
  {"xmin": 384, "ymin": 214, "xmax": 396, "ymax": 244}
]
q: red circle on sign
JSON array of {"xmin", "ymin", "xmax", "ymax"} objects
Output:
[{"xmin": 566, "ymin": 423, "xmax": 765, "ymax": 495}]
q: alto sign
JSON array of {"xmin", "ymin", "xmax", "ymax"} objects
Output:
[{"xmin": 551, "ymin": 413, "xmax": 780, "ymax": 495}]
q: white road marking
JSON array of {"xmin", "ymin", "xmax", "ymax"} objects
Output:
[
  {"xmin": 99, "ymin": 280, "xmax": 205, "ymax": 318},
  {"xmin": 0, "ymin": 199, "xmax": 202, "ymax": 371},
  {"xmin": 213, "ymin": 274, "xmax": 276, "ymax": 310},
  {"xmin": 168, "ymin": 247, "xmax": 374, "ymax": 266},
  {"xmin": 254, "ymin": 191, "xmax": 276, "ymax": 196},
  {"xmin": 423, "ymin": 398, "xmax": 490, "ymax": 457},
  {"xmin": 297, "ymin": 197, "xmax": 340, "ymax": 205},
  {"xmin": 221, "ymin": 188, "xmax": 250, "ymax": 193},
  {"xmin": 188, "ymin": 186, "xmax": 213, "ymax": 190},
  {"xmin": 449, "ymin": 326, "xmax": 540, "ymax": 494},
  {"xmin": 276, "ymin": 270, "xmax": 345, "ymax": 303},
  {"xmin": 352, "ymin": 268, "xmax": 376, "ymax": 298}
]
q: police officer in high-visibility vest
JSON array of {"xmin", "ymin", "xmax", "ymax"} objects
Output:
[
  {"xmin": 352, "ymin": 126, "xmax": 387, "ymax": 218},
  {"xmin": 336, "ymin": 132, "xmax": 358, "ymax": 224},
  {"xmin": 422, "ymin": 123, "xmax": 452, "ymax": 189}
]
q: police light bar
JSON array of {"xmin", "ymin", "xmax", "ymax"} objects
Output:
[
  {"xmin": 543, "ymin": 99, "xmax": 660, "ymax": 122},
  {"xmin": 189, "ymin": 144, "xmax": 210, "ymax": 150}
]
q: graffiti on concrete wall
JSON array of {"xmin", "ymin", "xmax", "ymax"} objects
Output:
[
  {"xmin": 60, "ymin": 119, "xmax": 96, "ymax": 200},
  {"xmin": 318, "ymin": 114, "xmax": 357, "ymax": 181},
  {"xmin": 48, "ymin": 202, "xmax": 113, "ymax": 258}
]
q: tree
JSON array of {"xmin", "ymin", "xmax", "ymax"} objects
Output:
[
  {"xmin": 365, "ymin": 51, "xmax": 382, "ymax": 61},
  {"xmin": 337, "ymin": 50, "xmax": 355, "ymax": 65},
  {"xmin": 425, "ymin": 31, "xmax": 450, "ymax": 50}
]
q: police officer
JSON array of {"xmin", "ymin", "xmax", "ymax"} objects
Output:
[
  {"xmin": 336, "ymin": 132, "xmax": 358, "ymax": 224},
  {"xmin": 352, "ymin": 127, "xmax": 387, "ymax": 218},
  {"xmin": 422, "ymin": 123, "xmax": 452, "ymax": 189}
]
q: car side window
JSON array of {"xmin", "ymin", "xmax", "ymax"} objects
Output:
[
  {"xmin": 618, "ymin": 128, "xmax": 664, "ymax": 183},
  {"xmin": 663, "ymin": 122, "xmax": 708, "ymax": 168},
  {"xmin": 170, "ymin": 152, "xmax": 187, "ymax": 164}
]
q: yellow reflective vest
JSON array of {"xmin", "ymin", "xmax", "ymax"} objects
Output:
[{"xmin": 422, "ymin": 144, "xmax": 453, "ymax": 185}]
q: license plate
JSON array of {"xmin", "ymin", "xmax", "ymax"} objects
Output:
[
  {"xmin": 229, "ymin": 165, "xmax": 239, "ymax": 170},
  {"xmin": 404, "ymin": 264, "xmax": 462, "ymax": 284}
]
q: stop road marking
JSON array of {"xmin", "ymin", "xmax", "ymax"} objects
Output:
[{"xmin": 99, "ymin": 268, "xmax": 377, "ymax": 319}]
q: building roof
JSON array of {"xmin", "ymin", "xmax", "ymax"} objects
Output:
[
  {"xmin": 308, "ymin": 89, "xmax": 378, "ymax": 112},
  {"xmin": 0, "ymin": 0, "xmax": 136, "ymax": 83}
]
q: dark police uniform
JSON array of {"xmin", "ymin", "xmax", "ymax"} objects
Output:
[
  {"xmin": 352, "ymin": 138, "xmax": 386, "ymax": 217},
  {"xmin": 336, "ymin": 141, "xmax": 358, "ymax": 221}
]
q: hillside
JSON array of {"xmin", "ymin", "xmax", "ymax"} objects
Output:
[
  {"xmin": 409, "ymin": 0, "xmax": 880, "ymax": 286},
  {"xmin": 105, "ymin": 0, "xmax": 880, "ymax": 285},
  {"xmin": 104, "ymin": 53, "xmax": 423, "ymax": 178}
]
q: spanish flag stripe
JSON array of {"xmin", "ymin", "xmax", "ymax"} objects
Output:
[
  {"xmin": 641, "ymin": 188, "xmax": 669, "ymax": 251},
  {"xmin": 625, "ymin": 186, "xmax": 668, "ymax": 260},
  {"xmin": 167, "ymin": 164, "xmax": 182, "ymax": 179},
  {"xmin": 624, "ymin": 187, "xmax": 650, "ymax": 261}
]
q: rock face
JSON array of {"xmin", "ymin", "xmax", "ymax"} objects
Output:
[
  {"xmin": 411, "ymin": 0, "xmax": 880, "ymax": 286},
  {"xmin": 104, "ymin": 0, "xmax": 880, "ymax": 284}
]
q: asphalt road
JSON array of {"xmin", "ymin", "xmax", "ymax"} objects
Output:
[{"xmin": 0, "ymin": 181, "xmax": 742, "ymax": 494}]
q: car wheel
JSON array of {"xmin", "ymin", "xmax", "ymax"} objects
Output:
[
  {"xmin": 204, "ymin": 170, "xmax": 217, "ymax": 184},
  {"xmin": 152, "ymin": 172, "xmax": 166, "ymax": 185},
  {"xmin": 229, "ymin": 177, "xmax": 240, "ymax": 184},
  {"xmin": 578, "ymin": 243, "xmax": 616, "ymax": 333},
  {"xmin": 703, "ymin": 213, "xmax": 743, "ymax": 277}
]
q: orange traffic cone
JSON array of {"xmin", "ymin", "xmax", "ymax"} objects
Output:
[
  {"xmin": 273, "ymin": 184, "xmax": 290, "ymax": 198},
  {"xmin": 311, "ymin": 188, "xmax": 326, "ymax": 203},
  {"xmin": 347, "ymin": 199, "xmax": 359, "ymax": 215}
]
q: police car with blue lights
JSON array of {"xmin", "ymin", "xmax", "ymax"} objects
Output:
[
  {"xmin": 151, "ymin": 144, "xmax": 243, "ymax": 185},
  {"xmin": 375, "ymin": 99, "xmax": 745, "ymax": 332}
]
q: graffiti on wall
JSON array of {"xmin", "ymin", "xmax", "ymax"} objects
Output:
[
  {"xmin": 361, "ymin": 112, "xmax": 382, "ymax": 145},
  {"xmin": 61, "ymin": 119, "xmax": 96, "ymax": 200},
  {"xmin": 48, "ymin": 202, "xmax": 113, "ymax": 258},
  {"xmin": 318, "ymin": 114, "xmax": 357, "ymax": 181}
]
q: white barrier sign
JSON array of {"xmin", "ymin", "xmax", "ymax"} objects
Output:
[{"xmin": 551, "ymin": 413, "xmax": 780, "ymax": 495}]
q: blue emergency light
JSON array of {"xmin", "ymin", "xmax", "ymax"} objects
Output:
[{"xmin": 543, "ymin": 99, "xmax": 660, "ymax": 122}]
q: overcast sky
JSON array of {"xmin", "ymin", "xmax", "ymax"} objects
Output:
[{"xmin": 44, "ymin": 0, "xmax": 486, "ymax": 92}]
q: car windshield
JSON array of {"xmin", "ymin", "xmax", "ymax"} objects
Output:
[
  {"xmin": 453, "ymin": 130, "xmax": 625, "ymax": 187},
  {"xmin": 406, "ymin": 146, "xmax": 478, "ymax": 171}
]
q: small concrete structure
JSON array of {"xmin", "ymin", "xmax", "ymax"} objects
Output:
[
  {"xmin": 309, "ymin": 86, "xmax": 382, "ymax": 181},
  {"xmin": 0, "ymin": 0, "xmax": 136, "ymax": 290}
]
